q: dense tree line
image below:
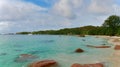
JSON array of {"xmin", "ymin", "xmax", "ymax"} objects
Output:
[{"xmin": 17, "ymin": 15, "xmax": 120, "ymax": 36}]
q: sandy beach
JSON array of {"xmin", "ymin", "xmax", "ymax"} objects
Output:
[{"xmin": 96, "ymin": 36, "xmax": 120, "ymax": 67}]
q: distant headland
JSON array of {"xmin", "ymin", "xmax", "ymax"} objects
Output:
[{"xmin": 16, "ymin": 15, "xmax": 120, "ymax": 36}]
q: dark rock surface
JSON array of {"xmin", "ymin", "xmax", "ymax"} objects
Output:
[
  {"xmin": 86, "ymin": 45, "xmax": 111, "ymax": 48},
  {"xmin": 28, "ymin": 60, "xmax": 57, "ymax": 67},
  {"xmin": 75, "ymin": 48, "xmax": 84, "ymax": 53},
  {"xmin": 0, "ymin": 53, "xmax": 7, "ymax": 56},
  {"xmin": 114, "ymin": 45, "xmax": 120, "ymax": 50}
]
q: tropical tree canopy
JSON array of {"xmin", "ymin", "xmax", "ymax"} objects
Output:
[
  {"xmin": 102, "ymin": 15, "xmax": 120, "ymax": 36},
  {"xmin": 103, "ymin": 15, "xmax": 120, "ymax": 28}
]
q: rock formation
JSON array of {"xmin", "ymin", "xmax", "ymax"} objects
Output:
[
  {"xmin": 75, "ymin": 48, "xmax": 84, "ymax": 53},
  {"xmin": 86, "ymin": 45, "xmax": 110, "ymax": 48},
  {"xmin": 114, "ymin": 45, "xmax": 120, "ymax": 50},
  {"xmin": 28, "ymin": 60, "xmax": 57, "ymax": 67}
]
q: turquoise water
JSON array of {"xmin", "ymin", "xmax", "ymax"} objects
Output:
[{"xmin": 0, "ymin": 35, "xmax": 113, "ymax": 67}]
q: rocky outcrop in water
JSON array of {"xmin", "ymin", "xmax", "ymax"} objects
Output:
[
  {"xmin": 28, "ymin": 60, "xmax": 57, "ymax": 67},
  {"xmin": 86, "ymin": 45, "xmax": 111, "ymax": 48},
  {"xmin": 82, "ymin": 39, "xmax": 86, "ymax": 41},
  {"xmin": 15, "ymin": 54, "xmax": 38, "ymax": 62},
  {"xmin": 75, "ymin": 48, "xmax": 84, "ymax": 53},
  {"xmin": 71, "ymin": 63, "xmax": 82, "ymax": 67},
  {"xmin": 0, "ymin": 53, "xmax": 7, "ymax": 56},
  {"xmin": 71, "ymin": 63, "xmax": 104, "ymax": 67},
  {"xmin": 40, "ymin": 40, "xmax": 54, "ymax": 43},
  {"xmin": 114, "ymin": 45, "xmax": 120, "ymax": 50}
]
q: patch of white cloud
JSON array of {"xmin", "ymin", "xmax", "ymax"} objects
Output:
[
  {"xmin": 71, "ymin": 0, "xmax": 83, "ymax": 8},
  {"xmin": 0, "ymin": 0, "xmax": 120, "ymax": 33},
  {"xmin": 112, "ymin": 4, "xmax": 120, "ymax": 15},
  {"xmin": 0, "ymin": 0, "xmax": 48, "ymax": 32},
  {"xmin": 0, "ymin": 22, "xmax": 9, "ymax": 30},
  {"xmin": 0, "ymin": 0, "xmax": 46, "ymax": 21},
  {"xmin": 88, "ymin": 0, "xmax": 120, "ymax": 26},
  {"xmin": 0, "ymin": 21, "xmax": 12, "ymax": 32},
  {"xmin": 88, "ymin": 0, "xmax": 114, "ymax": 14},
  {"xmin": 52, "ymin": 0, "xmax": 83, "ymax": 19}
]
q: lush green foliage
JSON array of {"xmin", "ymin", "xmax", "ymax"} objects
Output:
[
  {"xmin": 103, "ymin": 15, "xmax": 120, "ymax": 35},
  {"xmin": 16, "ymin": 32, "xmax": 31, "ymax": 34},
  {"xmin": 17, "ymin": 15, "xmax": 120, "ymax": 36}
]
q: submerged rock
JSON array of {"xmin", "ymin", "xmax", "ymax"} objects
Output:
[
  {"xmin": 71, "ymin": 63, "xmax": 82, "ymax": 67},
  {"xmin": 114, "ymin": 45, "xmax": 120, "ymax": 50},
  {"xmin": 29, "ymin": 50, "xmax": 47, "ymax": 54},
  {"xmin": 0, "ymin": 53, "xmax": 7, "ymax": 56},
  {"xmin": 28, "ymin": 60, "xmax": 57, "ymax": 67},
  {"xmin": 75, "ymin": 48, "xmax": 84, "ymax": 53},
  {"xmin": 86, "ymin": 45, "xmax": 111, "ymax": 48},
  {"xmin": 15, "ymin": 54, "xmax": 38, "ymax": 62},
  {"xmin": 82, "ymin": 39, "xmax": 86, "ymax": 41},
  {"xmin": 71, "ymin": 63, "xmax": 104, "ymax": 67},
  {"xmin": 29, "ymin": 51, "xmax": 41, "ymax": 54},
  {"xmin": 40, "ymin": 40, "xmax": 54, "ymax": 43},
  {"xmin": 102, "ymin": 44, "xmax": 106, "ymax": 45},
  {"xmin": 13, "ymin": 44, "xmax": 24, "ymax": 47},
  {"xmin": 14, "ymin": 49, "xmax": 22, "ymax": 52}
]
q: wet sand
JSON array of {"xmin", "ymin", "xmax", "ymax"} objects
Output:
[{"xmin": 96, "ymin": 36, "xmax": 120, "ymax": 67}]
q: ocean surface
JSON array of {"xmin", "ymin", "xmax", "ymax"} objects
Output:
[{"xmin": 0, "ymin": 35, "xmax": 114, "ymax": 67}]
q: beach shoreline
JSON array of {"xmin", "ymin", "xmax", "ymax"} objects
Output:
[{"xmin": 96, "ymin": 35, "xmax": 120, "ymax": 67}]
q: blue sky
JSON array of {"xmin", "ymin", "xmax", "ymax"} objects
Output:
[
  {"xmin": 23, "ymin": 0, "xmax": 56, "ymax": 8},
  {"xmin": 0, "ymin": 0, "xmax": 120, "ymax": 33}
]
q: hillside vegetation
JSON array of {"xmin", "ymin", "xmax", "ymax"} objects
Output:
[{"xmin": 17, "ymin": 15, "xmax": 120, "ymax": 36}]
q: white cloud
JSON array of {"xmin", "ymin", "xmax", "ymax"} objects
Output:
[
  {"xmin": 87, "ymin": 0, "xmax": 120, "ymax": 25},
  {"xmin": 0, "ymin": 0, "xmax": 47, "ymax": 21},
  {"xmin": 112, "ymin": 4, "xmax": 120, "ymax": 15},
  {"xmin": 0, "ymin": 0, "xmax": 49, "ymax": 32},
  {"xmin": 88, "ymin": 0, "xmax": 114, "ymax": 14},
  {"xmin": 71, "ymin": 0, "xmax": 83, "ymax": 8},
  {"xmin": 0, "ymin": 21, "xmax": 12, "ymax": 32},
  {"xmin": 52, "ymin": 0, "xmax": 83, "ymax": 19},
  {"xmin": 0, "ymin": 0, "xmax": 120, "ymax": 33}
]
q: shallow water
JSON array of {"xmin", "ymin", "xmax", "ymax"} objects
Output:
[{"xmin": 0, "ymin": 35, "xmax": 114, "ymax": 67}]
